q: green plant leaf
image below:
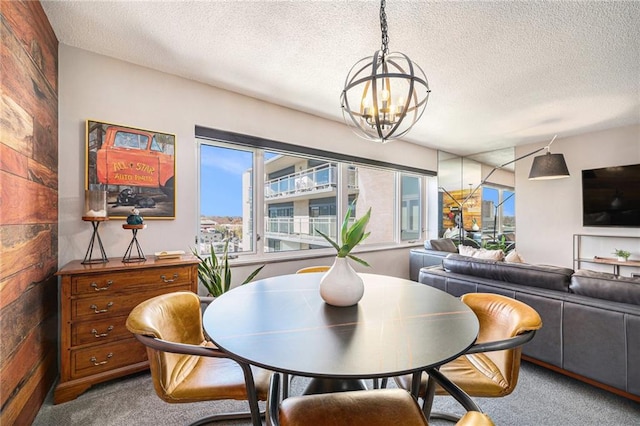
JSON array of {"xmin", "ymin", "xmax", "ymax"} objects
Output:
[
  {"xmin": 315, "ymin": 228, "xmax": 341, "ymax": 252},
  {"xmin": 192, "ymin": 240, "xmax": 263, "ymax": 297},
  {"xmin": 340, "ymin": 203, "xmax": 354, "ymax": 244},
  {"xmin": 344, "ymin": 207, "xmax": 371, "ymax": 248},
  {"xmin": 347, "ymin": 253, "xmax": 370, "ymax": 267},
  {"xmin": 242, "ymin": 264, "xmax": 265, "ymax": 285}
]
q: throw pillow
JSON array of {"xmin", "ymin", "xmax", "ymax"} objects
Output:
[
  {"xmin": 505, "ymin": 249, "xmax": 525, "ymax": 263},
  {"xmin": 429, "ymin": 238, "xmax": 457, "ymax": 253},
  {"xmin": 458, "ymin": 245, "xmax": 505, "ymax": 261},
  {"xmin": 458, "ymin": 245, "xmax": 478, "ymax": 257},
  {"xmin": 473, "ymin": 248, "xmax": 505, "ymax": 261}
]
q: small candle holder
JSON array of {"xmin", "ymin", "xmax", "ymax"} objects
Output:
[
  {"xmin": 82, "ymin": 190, "xmax": 109, "ymax": 264},
  {"xmin": 84, "ymin": 189, "xmax": 107, "ymax": 218}
]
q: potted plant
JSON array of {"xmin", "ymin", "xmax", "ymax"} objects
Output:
[
  {"xmin": 613, "ymin": 249, "xmax": 631, "ymax": 262},
  {"xmin": 483, "ymin": 235, "xmax": 509, "ymax": 253},
  {"xmin": 191, "ymin": 240, "xmax": 264, "ymax": 297},
  {"xmin": 315, "ymin": 203, "xmax": 371, "ymax": 307}
]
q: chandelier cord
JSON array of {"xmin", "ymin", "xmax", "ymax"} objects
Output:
[{"xmin": 380, "ymin": 0, "xmax": 389, "ymax": 55}]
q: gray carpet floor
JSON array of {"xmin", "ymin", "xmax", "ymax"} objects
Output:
[{"xmin": 33, "ymin": 362, "xmax": 639, "ymax": 425}]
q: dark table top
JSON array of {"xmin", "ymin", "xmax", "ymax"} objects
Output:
[{"xmin": 203, "ymin": 273, "xmax": 479, "ymax": 379}]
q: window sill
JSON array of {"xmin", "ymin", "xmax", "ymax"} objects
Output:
[{"xmin": 229, "ymin": 242, "xmax": 424, "ymax": 268}]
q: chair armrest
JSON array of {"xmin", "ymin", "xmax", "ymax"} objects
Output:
[
  {"xmin": 199, "ymin": 295, "xmax": 216, "ymax": 304},
  {"xmin": 134, "ymin": 334, "xmax": 228, "ymax": 358},
  {"xmin": 464, "ymin": 330, "xmax": 537, "ymax": 355}
]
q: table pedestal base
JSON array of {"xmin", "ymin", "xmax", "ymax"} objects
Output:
[{"xmin": 302, "ymin": 378, "xmax": 368, "ymax": 395}]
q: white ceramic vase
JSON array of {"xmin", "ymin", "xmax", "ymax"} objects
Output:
[
  {"xmin": 617, "ymin": 256, "xmax": 627, "ymax": 262},
  {"xmin": 319, "ymin": 257, "xmax": 364, "ymax": 307}
]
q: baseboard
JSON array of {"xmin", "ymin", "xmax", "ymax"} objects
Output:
[{"xmin": 522, "ymin": 356, "xmax": 640, "ymax": 403}]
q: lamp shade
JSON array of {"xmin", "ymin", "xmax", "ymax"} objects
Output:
[{"xmin": 528, "ymin": 153, "xmax": 570, "ymax": 180}]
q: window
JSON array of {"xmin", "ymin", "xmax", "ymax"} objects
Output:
[
  {"xmin": 350, "ymin": 165, "xmax": 396, "ymax": 245},
  {"xmin": 263, "ymin": 152, "xmax": 338, "ymax": 253},
  {"xmin": 481, "ymin": 186, "xmax": 515, "ymax": 241},
  {"xmin": 401, "ymin": 174, "xmax": 421, "ymax": 241},
  {"xmin": 196, "ymin": 131, "xmax": 433, "ymax": 258},
  {"xmin": 199, "ymin": 143, "xmax": 254, "ymax": 254},
  {"xmin": 114, "ymin": 130, "xmax": 148, "ymax": 149}
]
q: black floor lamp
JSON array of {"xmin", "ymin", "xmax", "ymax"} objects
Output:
[
  {"xmin": 462, "ymin": 135, "xmax": 570, "ymax": 206},
  {"xmin": 440, "ymin": 135, "xmax": 570, "ymax": 241}
]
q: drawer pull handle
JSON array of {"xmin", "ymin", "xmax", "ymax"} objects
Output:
[
  {"xmin": 90, "ymin": 280, "xmax": 113, "ymax": 291},
  {"xmin": 161, "ymin": 273, "xmax": 179, "ymax": 283},
  {"xmin": 90, "ymin": 302, "xmax": 113, "ymax": 313},
  {"xmin": 90, "ymin": 353, "xmax": 113, "ymax": 366},
  {"xmin": 91, "ymin": 325, "xmax": 114, "ymax": 338}
]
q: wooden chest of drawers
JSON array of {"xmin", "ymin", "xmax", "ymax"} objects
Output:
[{"xmin": 54, "ymin": 257, "xmax": 199, "ymax": 404}]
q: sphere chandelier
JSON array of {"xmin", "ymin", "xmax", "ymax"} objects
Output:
[{"xmin": 340, "ymin": 0, "xmax": 431, "ymax": 143}]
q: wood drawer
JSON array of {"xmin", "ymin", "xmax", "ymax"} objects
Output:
[
  {"xmin": 71, "ymin": 338, "xmax": 147, "ymax": 379},
  {"xmin": 55, "ymin": 257, "xmax": 198, "ymax": 403},
  {"xmin": 72, "ymin": 265, "xmax": 194, "ymax": 295},
  {"xmin": 71, "ymin": 285, "xmax": 189, "ymax": 320},
  {"xmin": 71, "ymin": 315, "xmax": 131, "ymax": 347}
]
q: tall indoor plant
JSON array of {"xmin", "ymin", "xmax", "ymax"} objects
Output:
[
  {"xmin": 192, "ymin": 240, "xmax": 264, "ymax": 297},
  {"xmin": 315, "ymin": 204, "xmax": 371, "ymax": 306}
]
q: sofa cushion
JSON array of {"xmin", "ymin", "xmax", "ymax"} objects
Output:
[
  {"xmin": 458, "ymin": 245, "xmax": 505, "ymax": 261},
  {"xmin": 505, "ymin": 250, "xmax": 525, "ymax": 263},
  {"xmin": 427, "ymin": 238, "xmax": 457, "ymax": 253},
  {"xmin": 442, "ymin": 254, "xmax": 573, "ymax": 292},
  {"xmin": 570, "ymin": 270, "xmax": 640, "ymax": 305}
]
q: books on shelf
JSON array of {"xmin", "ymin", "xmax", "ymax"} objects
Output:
[{"xmin": 154, "ymin": 250, "xmax": 185, "ymax": 260}]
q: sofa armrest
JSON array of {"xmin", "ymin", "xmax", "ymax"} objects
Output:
[
  {"xmin": 418, "ymin": 266, "xmax": 448, "ymax": 291},
  {"xmin": 410, "ymin": 249, "xmax": 453, "ymax": 281}
]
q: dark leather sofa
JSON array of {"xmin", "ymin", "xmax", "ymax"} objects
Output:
[
  {"xmin": 410, "ymin": 238, "xmax": 481, "ymax": 281},
  {"xmin": 417, "ymin": 253, "xmax": 640, "ymax": 401}
]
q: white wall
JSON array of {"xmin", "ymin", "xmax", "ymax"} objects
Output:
[
  {"xmin": 516, "ymin": 125, "xmax": 640, "ymax": 271},
  {"xmin": 58, "ymin": 46, "xmax": 438, "ymax": 279}
]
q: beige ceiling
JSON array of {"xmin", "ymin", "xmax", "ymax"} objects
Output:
[{"xmin": 41, "ymin": 0, "xmax": 640, "ymax": 157}]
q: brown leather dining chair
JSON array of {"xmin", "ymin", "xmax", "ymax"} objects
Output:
[
  {"xmin": 125, "ymin": 291, "xmax": 271, "ymax": 426},
  {"xmin": 267, "ymin": 373, "xmax": 495, "ymax": 426},
  {"xmin": 395, "ymin": 292, "xmax": 543, "ymax": 421},
  {"xmin": 295, "ymin": 265, "xmax": 331, "ymax": 274}
]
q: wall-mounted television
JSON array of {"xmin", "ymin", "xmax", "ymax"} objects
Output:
[{"xmin": 582, "ymin": 163, "xmax": 640, "ymax": 227}]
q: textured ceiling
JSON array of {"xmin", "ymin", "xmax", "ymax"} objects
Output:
[{"xmin": 41, "ymin": 1, "xmax": 640, "ymax": 158}]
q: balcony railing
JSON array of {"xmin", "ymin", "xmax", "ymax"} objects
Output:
[
  {"xmin": 265, "ymin": 216, "xmax": 355, "ymax": 242},
  {"xmin": 265, "ymin": 165, "xmax": 358, "ymax": 199}
]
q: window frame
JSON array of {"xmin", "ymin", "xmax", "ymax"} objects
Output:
[{"xmin": 195, "ymin": 127, "xmax": 435, "ymax": 261}]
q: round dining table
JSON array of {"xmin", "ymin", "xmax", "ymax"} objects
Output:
[{"xmin": 203, "ymin": 272, "xmax": 479, "ymax": 399}]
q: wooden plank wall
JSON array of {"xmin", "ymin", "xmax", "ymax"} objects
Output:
[{"xmin": 1, "ymin": 1, "xmax": 59, "ymax": 424}]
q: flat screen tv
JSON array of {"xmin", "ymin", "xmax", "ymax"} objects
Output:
[{"xmin": 582, "ymin": 163, "xmax": 640, "ymax": 227}]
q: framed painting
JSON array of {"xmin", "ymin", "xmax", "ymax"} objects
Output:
[{"xmin": 86, "ymin": 120, "xmax": 176, "ymax": 219}]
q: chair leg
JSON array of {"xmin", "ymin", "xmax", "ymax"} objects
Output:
[
  {"xmin": 238, "ymin": 361, "xmax": 265, "ymax": 426},
  {"xmin": 428, "ymin": 411, "xmax": 463, "ymax": 423},
  {"xmin": 421, "ymin": 373, "xmax": 437, "ymax": 418},
  {"xmin": 190, "ymin": 409, "xmax": 266, "ymax": 426},
  {"xmin": 283, "ymin": 373, "xmax": 290, "ymax": 399},
  {"xmin": 372, "ymin": 378, "xmax": 389, "ymax": 389},
  {"xmin": 424, "ymin": 368, "xmax": 483, "ymax": 423}
]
